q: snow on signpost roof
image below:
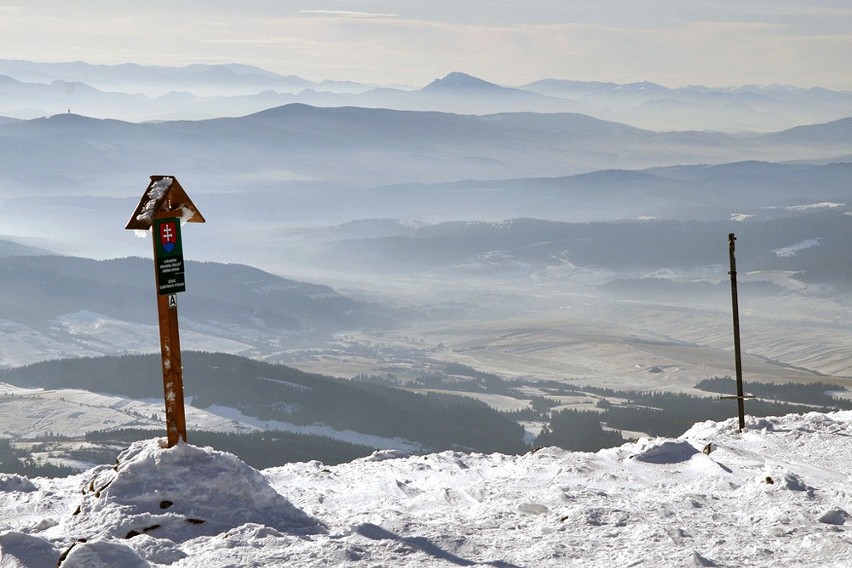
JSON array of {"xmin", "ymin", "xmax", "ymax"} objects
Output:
[
  {"xmin": 125, "ymin": 176, "xmax": 205, "ymax": 231},
  {"xmin": 134, "ymin": 176, "xmax": 173, "ymax": 225}
]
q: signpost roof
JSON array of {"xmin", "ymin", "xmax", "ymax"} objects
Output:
[{"xmin": 125, "ymin": 175, "xmax": 206, "ymax": 230}]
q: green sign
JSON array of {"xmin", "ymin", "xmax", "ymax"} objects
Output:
[{"xmin": 153, "ymin": 217, "xmax": 186, "ymax": 295}]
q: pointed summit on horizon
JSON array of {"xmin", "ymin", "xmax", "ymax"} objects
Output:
[{"xmin": 421, "ymin": 72, "xmax": 506, "ymax": 92}]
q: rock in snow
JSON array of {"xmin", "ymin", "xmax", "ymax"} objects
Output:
[{"xmin": 1, "ymin": 411, "xmax": 852, "ymax": 567}]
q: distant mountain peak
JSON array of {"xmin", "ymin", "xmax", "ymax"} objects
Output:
[{"xmin": 422, "ymin": 72, "xmax": 504, "ymax": 92}]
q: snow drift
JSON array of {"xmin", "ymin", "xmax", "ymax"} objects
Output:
[{"xmin": 1, "ymin": 411, "xmax": 852, "ymax": 567}]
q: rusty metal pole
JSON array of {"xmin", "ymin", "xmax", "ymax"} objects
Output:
[{"xmin": 728, "ymin": 233, "xmax": 746, "ymax": 431}]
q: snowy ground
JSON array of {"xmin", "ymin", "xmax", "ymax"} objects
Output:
[
  {"xmin": 1, "ymin": 411, "xmax": 851, "ymax": 567},
  {"xmin": 0, "ymin": 384, "xmax": 260, "ymax": 439},
  {"xmin": 0, "ymin": 384, "xmax": 424, "ymax": 467}
]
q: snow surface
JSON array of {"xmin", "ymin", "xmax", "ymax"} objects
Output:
[
  {"xmin": 0, "ymin": 381, "xmax": 424, "ymax": 458},
  {"xmin": 0, "ymin": 383, "xmax": 290, "ymax": 439},
  {"xmin": 730, "ymin": 213, "xmax": 754, "ymax": 222},
  {"xmin": 772, "ymin": 238, "xmax": 820, "ymax": 258},
  {"xmin": 202, "ymin": 404, "xmax": 424, "ymax": 452},
  {"xmin": 2, "ymin": 411, "xmax": 852, "ymax": 567},
  {"xmin": 786, "ymin": 202, "xmax": 845, "ymax": 211}
]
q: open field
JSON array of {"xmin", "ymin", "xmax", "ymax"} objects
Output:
[{"xmin": 288, "ymin": 299, "xmax": 851, "ymax": 395}]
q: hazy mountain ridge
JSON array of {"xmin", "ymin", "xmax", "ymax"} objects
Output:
[
  {"xmin": 1, "ymin": 59, "xmax": 850, "ymax": 129},
  {"xmin": 0, "ymin": 238, "xmax": 49, "ymax": 257},
  {"xmin": 0, "ymin": 253, "xmax": 398, "ymax": 364},
  {"xmin": 759, "ymin": 116, "xmax": 852, "ymax": 145},
  {"xmin": 522, "ymin": 78, "xmax": 852, "ymax": 131},
  {"xmin": 314, "ymin": 211, "xmax": 852, "ymax": 292},
  {"xmin": 3, "ymin": 159, "xmax": 848, "ymax": 301},
  {"xmin": 2, "ymin": 106, "xmax": 851, "ymax": 197},
  {"xmin": 0, "ymin": 59, "xmax": 317, "ymax": 97},
  {"xmin": 364, "ymin": 161, "xmax": 852, "ymax": 222}
]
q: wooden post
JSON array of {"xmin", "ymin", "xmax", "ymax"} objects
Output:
[
  {"xmin": 126, "ymin": 176, "xmax": 204, "ymax": 447},
  {"xmin": 728, "ymin": 233, "xmax": 746, "ymax": 431},
  {"xmin": 156, "ymin": 291, "xmax": 187, "ymax": 446}
]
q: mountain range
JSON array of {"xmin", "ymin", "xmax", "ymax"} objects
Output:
[
  {"xmin": 1, "ymin": 104, "xmax": 850, "ymax": 201},
  {"xmin": 360, "ymin": 161, "xmax": 852, "ymax": 223},
  {"xmin": 1, "ymin": 60, "xmax": 850, "ymax": 130},
  {"xmin": 312, "ymin": 209, "xmax": 852, "ymax": 292}
]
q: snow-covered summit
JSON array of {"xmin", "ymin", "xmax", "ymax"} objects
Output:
[
  {"xmin": 1, "ymin": 439, "xmax": 323, "ymax": 566},
  {"xmin": 61, "ymin": 440, "xmax": 323, "ymax": 542},
  {"xmin": 2, "ymin": 411, "xmax": 852, "ymax": 566}
]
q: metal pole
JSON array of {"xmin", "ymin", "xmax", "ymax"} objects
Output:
[{"xmin": 728, "ymin": 233, "xmax": 746, "ymax": 431}]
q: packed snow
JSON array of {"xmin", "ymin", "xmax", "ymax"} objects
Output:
[
  {"xmin": 730, "ymin": 213, "xmax": 754, "ymax": 222},
  {"xmin": 0, "ymin": 383, "xmax": 280, "ymax": 439},
  {"xmin": 785, "ymin": 202, "xmax": 844, "ymax": 211},
  {"xmin": 201, "ymin": 404, "xmax": 424, "ymax": 452},
  {"xmin": 2, "ymin": 411, "xmax": 852, "ymax": 567},
  {"xmin": 772, "ymin": 238, "xmax": 820, "ymax": 258}
]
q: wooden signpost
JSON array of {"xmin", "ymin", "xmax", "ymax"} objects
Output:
[{"xmin": 126, "ymin": 176, "xmax": 205, "ymax": 447}]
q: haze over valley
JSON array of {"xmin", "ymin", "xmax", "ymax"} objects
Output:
[{"xmin": 1, "ymin": 64, "xmax": 851, "ymax": 495}]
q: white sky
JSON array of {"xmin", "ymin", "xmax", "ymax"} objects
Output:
[{"xmin": 0, "ymin": 0, "xmax": 850, "ymax": 89}]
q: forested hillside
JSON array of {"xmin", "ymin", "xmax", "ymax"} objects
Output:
[{"xmin": 1, "ymin": 352, "xmax": 527, "ymax": 455}]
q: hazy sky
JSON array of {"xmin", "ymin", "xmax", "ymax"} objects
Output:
[{"xmin": 1, "ymin": 1, "xmax": 850, "ymax": 89}]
